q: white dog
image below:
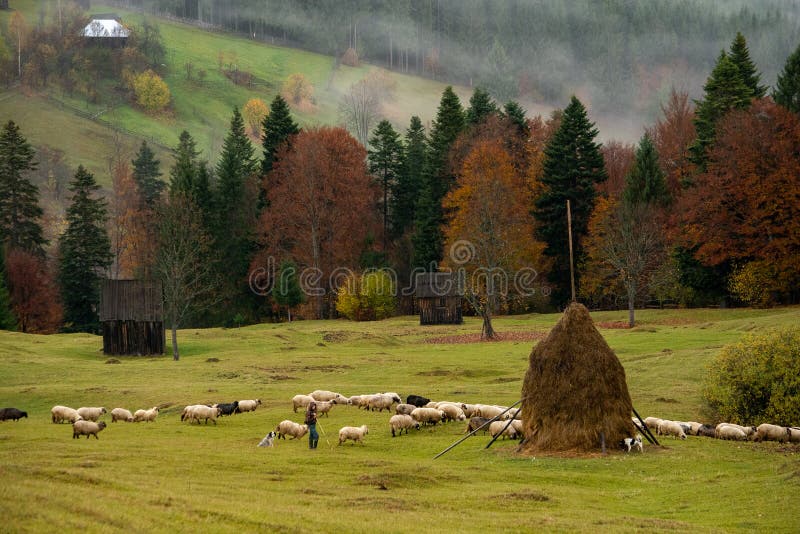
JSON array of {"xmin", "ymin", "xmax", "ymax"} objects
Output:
[
  {"xmin": 258, "ymin": 431, "xmax": 277, "ymax": 447},
  {"xmin": 622, "ymin": 435, "xmax": 643, "ymax": 453}
]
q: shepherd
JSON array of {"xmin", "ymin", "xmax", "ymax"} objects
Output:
[{"xmin": 305, "ymin": 401, "xmax": 319, "ymax": 449}]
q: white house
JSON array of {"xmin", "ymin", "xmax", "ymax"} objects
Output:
[{"xmin": 82, "ymin": 18, "xmax": 130, "ymax": 38}]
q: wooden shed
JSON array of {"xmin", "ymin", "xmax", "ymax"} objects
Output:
[
  {"xmin": 415, "ymin": 272, "xmax": 463, "ymax": 325},
  {"xmin": 100, "ymin": 279, "xmax": 164, "ymax": 355}
]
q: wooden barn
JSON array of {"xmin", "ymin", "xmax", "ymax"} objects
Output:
[
  {"xmin": 415, "ymin": 272, "xmax": 463, "ymax": 325},
  {"xmin": 100, "ymin": 279, "xmax": 164, "ymax": 355}
]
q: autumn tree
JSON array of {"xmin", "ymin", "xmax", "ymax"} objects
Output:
[
  {"xmin": 132, "ymin": 69, "xmax": 171, "ymax": 113},
  {"xmin": 533, "ymin": 96, "xmax": 607, "ymax": 307},
  {"xmin": 8, "ymin": 11, "xmax": 28, "ymax": 79},
  {"xmin": 256, "ymin": 127, "xmax": 377, "ymax": 318},
  {"xmin": 773, "ymin": 41, "xmax": 800, "ymax": 114},
  {"xmin": 443, "ymin": 141, "xmax": 546, "ymax": 339},
  {"xmin": 339, "ymin": 78, "xmax": 382, "ymax": 146},
  {"xmin": 599, "ymin": 141, "xmax": 635, "ymax": 199},
  {"xmin": 648, "ymin": 89, "xmax": 695, "ymax": 194},
  {"xmin": 368, "ymin": 120, "xmax": 403, "ymax": 251},
  {"xmin": 0, "ymin": 120, "xmax": 46, "ymax": 256},
  {"xmin": 58, "ymin": 166, "xmax": 112, "ymax": 333},
  {"xmin": 261, "ymin": 95, "xmax": 299, "ymax": 176},
  {"xmin": 5, "ymin": 248, "xmax": 62, "ymax": 333},
  {"xmin": 281, "ymin": 73, "xmax": 314, "ymax": 109},
  {"xmin": 109, "ymin": 158, "xmax": 141, "ymax": 279},
  {"xmin": 243, "ymin": 97, "xmax": 268, "ymax": 139},
  {"xmin": 335, "ymin": 270, "xmax": 396, "ymax": 321}
]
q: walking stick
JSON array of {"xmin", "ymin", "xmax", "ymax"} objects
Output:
[{"xmin": 316, "ymin": 420, "xmax": 332, "ymax": 447}]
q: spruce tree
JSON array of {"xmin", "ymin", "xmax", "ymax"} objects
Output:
[
  {"xmin": 465, "ymin": 87, "xmax": 498, "ymax": 126},
  {"xmin": 131, "ymin": 140, "xmax": 164, "ymax": 205},
  {"xmin": 58, "ymin": 166, "xmax": 112, "ymax": 333},
  {"xmin": 273, "ymin": 259, "xmax": 304, "ymax": 322},
  {"xmin": 503, "ymin": 101, "xmax": 530, "ymax": 136},
  {"xmin": 261, "ymin": 95, "xmax": 299, "ymax": 175},
  {"xmin": 0, "ymin": 250, "xmax": 17, "ymax": 330},
  {"xmin": 216, "ymin": 107, "xmax": 256, "ymax": 212},
  {"xmin": 773, "ymin": 42, "xmax": 800, "ymax": 113},
  {"xmin": 368, "ymin": 120, "xmax": 403, "ymax": 251},
  {"xmin": 392, "ymin": 116, "xmax": 426, "ymax": 240},
  {"xmin": 0, "ymin": 120, "xmax": 46, "ymax": 255},
  {"xmin": 689, "ymin": 51, "xmax": 752, "ymax": 169},
  {"xmin": 169, "ymin": 130, "xmax": 200, "ymax": 197},
  {"xmin": 533, "ymin": 96, "xmax": 607, "ymax": 307},
  {"xmin": 411, "ymin": 181, "xmax": 443, "ymax": 271},
  {"xmin": 729, "ymin": 32, "xmax": 767, "ymax": 99},
  {"xmin": 623, "ymin": 132, "xmax": 669, "ymax": 207}
]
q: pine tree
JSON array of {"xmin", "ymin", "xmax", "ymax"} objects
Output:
[
  {"xmin": 503, "ymin": 101, "xmax": 529, "ymax": 136},
  {"xmin": 623, "ymin": 132, "xmax": 669, "ymax": 207},
  {"xmin": 58, "ymin": 166, "xmax": 112, "ymax": 333},
  {"xmin": 169, "ymin": 130, "xmax": 200, "ymax": 197},
  {"xmin": 0, "ymin": 250, "xmax": 17, "ymax": 330},
  {"xmin": 216, "ymin": 107, "xmax": 256, "ymax": 212},
  {"xmin": 465, "ymin": 87, "xmax": 498, "ymax": 126},
  {"xmin": 689, "ymin": 51, "xmax": 753, "ymax": 169},
  {"xmin": 0, "ymin": 120, "xmax": 46, "ymax": 255},
  {"xmin": 273, "ymin": 259, "xmax": 304, "ymax": 322},
  {"xmin": 729, "ymin": 32, "xmax": 767, "ymax": 99},
  {"xmin": 261, "ymin": 95, "xmax": 299, "ymax": 175},
  {"xmin": 411, "ymin": 181, "xmax": 443, "ymax": 271},
  {"xmin": 368, "ymin": 120, "xmax": 403, "ymax": 251},
  {"xmin": 131, "ymin": 141, "xmax": 164, "ymax": 205},
  {"xmin": 773, "ymin": 42, "xmax": 800, "ymax": 113},
  {"xmin": 392, "ymin": 116, "xmax": 426, "ymax": 240},
  {"xmin": 533, "ymin": 96, "xmax": 607, "ymax": 307}
]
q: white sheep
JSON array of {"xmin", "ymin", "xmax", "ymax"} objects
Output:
[
  {"xmin": 309, "ymin": 390, "xmax": 346, "ymax": 402},
  {"xmin": 338, "ymin": 425, "xmax": 369, "ymax": 445},
  {"xmin": 315, "ymin": 400, "xmax": 335, "ymax": 417},
  {"xmin": 643, "ymin": 417, "xmax": 662, "ymax": 432},
  {"xmin": 367, "ymin": 394, "xmax": 395, "ymax": 412},
  {"xmin": 411, "ymin": 407, "xmax": 445, "ymax": 426},
  {"xmin": 72, "ymin": 420, "xmax": 107, "ymax": 439},
  {"xmin": 275, "ymin": 420, "xmax": 308, "ymax": 440},
  {"xmin": 716, "ymin": 425, "xmax": 747, "ymax": 441},
  {"xmin": 461, "ymin": 404, "xmax": 478, "ymax": 418},
  {"xmin": 657, "ymin": 420, "xmax": 687, "ymax": 439},
  {"xmin": 389, "ymin": 414, "xmax": 419, "ymax": 437},
  {"xmin": 77, "ymin": 407, "xmax": 107, "ymax": 422},
  {"xmin": 382, "ymin": 392, "xmax": 402, "ymax": 404},
  {"xmin": 51, "ymin": 405, "xmax": 82, "ymax": 424},
  {"xmin": 187, "ymin": 405, "xmax": 220, "ymax": 425},
  {"xmin": 236, "ymin": 399, "xmax": 262, "ymax": 413},
  {"xmin": 489, "ymin": 420, "xmax": 519, "ymax": 440},
  {"xmin": 347, "ymin": 395, "xmax": 364, "ymax": 408},
  {"xmin": 111, "ymin": 408, "xmax": 134, "ymax": 423},
  {"xmin": 477, "ymin": 405, "xmax": 511, "ymax": 420},
  {"xmin": 438, "ymin": 403, "xmax": 466, "ymax": 422},
  {"xmin": 788, "ymin": 427, "xmax": 800, "ymax": 443},
  {"xmin": 395, "ymin": 403, "xmax": 416, "ymax": 416},
  {"xmin": 753, "ymin": 423, "xmax": 790, "ymax": 442},
  {"xmin": 133, "ymin": 407, "xmax": 159, "ymax": 423},
  {"xmin": 716, "ymin": 423, "xmax": 756, "ymax": 438},
  {"xmin": 292, "ymin": 394, "xmax": 315, "ymax": 412},
  {"xmin": 686, "ymin": 421, "xmax": 704, "ymax": 436}
]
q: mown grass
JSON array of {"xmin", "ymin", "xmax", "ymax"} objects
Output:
[{"xmin": 1, "ymin": 307, "xmax": 799, "ymax": 532}]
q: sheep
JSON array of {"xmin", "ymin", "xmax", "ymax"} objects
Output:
[
  {"xmin": 309, "ymin": 390, "xmax": 346, "ymax": 403},
  {"xmin": 686, "ymin": 421, "xmax": 704, "ymax": 436},
  {"xmin": 133, "ymin": 407, "xmax": 159, "ymax": 423},
  {"xmin": 181, "ymin": 405, "xmax": 205, "ymax": 421},
  {"xmin": 184, "ymin": 405, "xmax": 220, "ymax": 425},
  {"xmin": 382, "ymin": 392, "xmax": 402, "ymax": 404},
  {"xmin": 0, "ymin": 408, "xmax": 28, "ymax": 421},
  {"xmin": 51, "ymin": 405, "xmax": 82, "ymax": 424},
  {"xmin": 315, "ymin": 400, "xmax": 335, "ymax": 417},
  {"xmin": 338, "ymin": 425, "xmax": 369, "ymax": 445},
  {"xmin": 716, "ymin": 425, "xmax": 747, "ymax": 441},
  {"xmin": 213, "ymin": 401, "xmax": 239, "ymax": 416},
  {"xmin": 347, "ymin": 395, "xmax": 365, "ymax": 408},
  {"xmin": 461, "ymin": 404, "xmax": 478, "ymax": 418},
  {"xmin": 292, "ymin": 394, "xmax": 315, "ymax": 412},
  {"xmin": 331, "ymin": 396, "xmax": 350, "ymax": 406},
  {"xmin": 657, "ymin": 420, "xmax": 687, "ymax": 440},
  {"xmin": 77, "ymin": 407, "xmax": 107, "ymax": 422},
  {"xmin": 465, "ymin": 416, "xmax": 491, "ymax": 434},
  {"xmin": 438, "ymin": 403, "xmax": 466, "ymax": 422},
  {"xmin": 72, "ymin": 420, "xmax": 107, "ymax": 439},
  {"xmin": 643, "ymin": 417, "xmax": 662, "ymax": 432},
  {"xmin": 753, "ymin": 424, "xmax": 791, "ymax": 443},
  {"xmin": 696, "ymin": 424, "xmax": 716, "ymax": 438},
  {"xmin": 716, "ymin": 423, "xmax": 757, "ymax": 438},
  {"xmin": 489, "ymin": 420, "xmax": 519, "ymax": 440},
  {"xmin": 411, "ymin": 407, "xmax": 445, "ymax": 426},
  {"xmin": 674, "ymin": 421, "xmax": 692, "ymax": 435},
  {"xmin": 788, "ymin": 428, "xmax": 800, "ymax": 443},
  {"xmin": 395, "ymin": 403, "xmax": 416, "ymax": 416},
  {"xmin": 275, "ymin": 420, "xmax": 308, "ymax": 440},
  {"xmin": 406, "ymin": 394, "xmax": 430, "ymax": 408},
  {"xmin": 236, "ymin": 399, "xmax": 262, "ymax": 413},
  {"xmin": 389, "ymin": 414, "xmax": 419, "ymax": 437},
  {"xmin": 111, "ymin": 408, "xmax": 134, "ymax": 423},
  {"xmin": 366, "ymin": 394, "xmax": 395, "ymax": 412},
  {"xmin": 476, "ymin": 405, "xmax": 510, "ymax": 420}
]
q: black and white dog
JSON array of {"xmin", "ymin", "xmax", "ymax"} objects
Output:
[
  {"xmin": 622, "ymin": 435, "xmax": 643, "ymax": 453},
  {"xmin": 258, "ymin": 431, "xmax": 277, "ymax": 448}
]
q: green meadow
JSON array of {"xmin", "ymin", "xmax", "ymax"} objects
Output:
[{"xmin": 1, "ymin": 307, "xmax": 799, "ymax": 532}]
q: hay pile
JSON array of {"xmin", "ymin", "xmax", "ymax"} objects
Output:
[{"xmin": 519, "ymin": 303, "xmax": 635, "ymax": 454}]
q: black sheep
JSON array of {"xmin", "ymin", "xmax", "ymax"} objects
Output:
[
  {"xmin": 215, "ymin": 401, "xmax": 239, "ymax": 416},
  {"xmin": 406, "ymin": 395, "xmax": 430, "ymax": 408},
  {"xmin": 696, "ymin": 424, "xmax": 716, "ymax": 438},
  {"xmin": 0, "ymin": 407, "xmax": 28, "ymax": 421}
]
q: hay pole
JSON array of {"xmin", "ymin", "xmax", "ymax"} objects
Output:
[
  {"xmin": 434, "ymin": 400, "xmax": 522, "ymax": 459},
  {"xmin": 567, "ymin": 199, "xmax": 576, "ymax": 302},
  {"xmin": 632, "ymin": 407, "xmax": 660, "ymax": 446},
  {"xmin": 484, "ymin": 408, "xmax": 520, "ymax": 449}
]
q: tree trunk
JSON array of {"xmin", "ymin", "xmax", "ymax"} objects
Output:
[
  {"xmin": 481, "ymin": 310, "xmax": 496, "ymax": 340},
  {"xmin": 171, "ymin": 322, "xmax": 179, "ymax": 361},
  {"xmin": 627, "ymin": 284, "xmax": 636, "ymax": 328},
  {"xmin": 287, "ymin": 307, "xmax": 292, "ymax": 322}
]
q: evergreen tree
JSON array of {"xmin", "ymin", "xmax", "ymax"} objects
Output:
[
  {"xmin": 273, "ymin": 259, "xmax": 304, "ymax": 322},
  {"xmin": 484, "ymin": 38, "xmax": 516, "ymax": 102},
  {"xmin": 623, "ymin": 132, "xmax": 669, "ymax": 207},
  {"xmin": 192, "ymin": 162, "xmax": 214, "ymax": 221},
  {"xmin": 169, "ymin": 130, "xmax": 200, "ymax": 196},
  {"xmin": 392, "ymin": 116, "xmax": 426, "ymax": 240},
  {"xmin": 58, "ymin": 166, "xmax": 112, "ymax": 333},
  {"xmin": 412, "ymin": 86, "xmax": 464, "ymax": 269},
  {"xmin": 0, "ymin": 120, "xmax": 46, "ymax": 255},
  {"xmin": 773, "ymin": 42, "xmax": 800, "ymax": 113},
  {"xmin": 261, "ymin": 95, "xmax": 299, "ymax": 175},
  {"xmin": 465, "ymin": 87, "xmax": 498, "ymax": 126},
  {"xmin": 689, "ymin": 51, "xmax": 753, "ymax": 169},
  {"xmin": 729, "ymin": 32, "xmax": 767, "ymax": 99},
  {"xmin": 216, "ymin": 107, "xmax": 257, "ymax": 212},
  {"xmin": 533, "ymin": 96, "xmax": 607, "ymax": 308},
  {"xmin": 131, "ymin": 141, "xmax": 164, "ymax": 205},
  {"xmin": 368, "ymin": 120, "xmax": 403, "ymax": 251},
  {"xmin": 0, "ymin": 250, "xmax": 17, "ymax": 330},
  {"xmin": 503, "ymin": 101, "xmax": 529, "ymax": 136}
]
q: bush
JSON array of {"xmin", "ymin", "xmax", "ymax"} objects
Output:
[
  {"xmin": 728, "ymin": 261, "xmax": 778, "ymax": 307},
  {"xmin": 132, "ymin": 69, "xmax": 170, "ymax": 113},
  {"xmin": 335, "ymin": 270, "xmax": 396, "ymax": 321},
  {"xmin": 281, "ymin": 73, "xmax": 314, "ymax": 106},
  {"xmin": 702, "ymin": 328, "xmax": 800, "ymax": 426}
]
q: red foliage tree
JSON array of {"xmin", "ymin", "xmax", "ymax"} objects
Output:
[
  {"xmin": 255, "ymin": 127, "xmax": 378, "ymax": 318},
  {"xmin": 5, "ymin": 248, "xmax": 62, "ymax": 333},
  {"xmin": 648, "ymin": 89, "xmax": 696, "ymax": 197},
  {"xmin": 599, "ymin": 141, "xmax": 635, "ymax": 199}
]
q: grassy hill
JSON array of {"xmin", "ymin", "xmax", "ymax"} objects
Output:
[{"xmin": 1, "ymin": 307, "xmax": 799, "ymax": 531}]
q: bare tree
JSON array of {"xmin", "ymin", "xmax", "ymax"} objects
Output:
[
  {"xmin": 155, "ymin": 193, "xmax": 220, "ymax": 360},
  {"xmin": 339, "ymin": 72, "xmax": 396, "ymax": 146}
]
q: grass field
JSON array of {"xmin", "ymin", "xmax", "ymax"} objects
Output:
[{"xmin": 1, "ymin": 307, "xmax": 799, "ymax": 532}]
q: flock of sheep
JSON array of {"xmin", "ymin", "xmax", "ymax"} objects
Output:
[{"xmin": 642, "ymin": 417, "xmax": 800, "ymax": 443}]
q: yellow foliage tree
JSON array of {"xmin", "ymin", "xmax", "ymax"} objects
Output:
[
  {"xmin": 335, "ymin": 270, "xmax": 396, "ymax": 321},
  {"xmin": 281, "ymin": 73, "xmax": 314, "ymax": 106},
  {"xmin": 132, "ymin": 69, "xmax": 170, "ymax": 113},
  {"xmin": 242, "ymin": 98, "xmax": 268, "ymax": 138}
]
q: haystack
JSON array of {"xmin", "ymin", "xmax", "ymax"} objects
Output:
[{"xmin": 519, "ymin": 303, "xmax": 635, "ymax": 453}]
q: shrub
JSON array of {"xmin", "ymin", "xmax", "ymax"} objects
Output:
[
  {"xmin": 335, "ymin": 270, "xmax": 396, "ymax": 321},
  {"xmin": 243, "ymin": 98, "xmax": 268, "ymax": 138},
  {"xmin": 728, "ymin": 261, "xmax": 778, "ymax": 307},
  {"xmin": 132, "ymin": 69, "xmax": 170, "ymax": 113},
  {"xmin": 281, "ymin": 73, "xmax": 314, "ymax": 106},
  {"xmin": 702, "ymin": 328, "xmax": 800, "ymax": 426}
]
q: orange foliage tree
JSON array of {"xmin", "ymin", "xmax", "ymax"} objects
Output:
[
  {"xmin": 5, "ymin": 248, "xmax": 62, "ymax": 333},
  {"xmin": 255, "ymin": 127, "xmax": 378, "ymax": 318},
  {"xmin": 677, "ymin": 99, "xmax": 800, "ymax": 303},
  {"xmin": 109, "ymin": 159, "xmax": 151, "ymax": 278},
  {"xmin": 242, "ymin": 98, "xmax": 268, "ymax": 139},
  {"xmin": 599, "ymin": 141, "xmax": 635, "ymax": 198},
  {"xmin": 442, "ymin": 141, "xmax": 547, "ymax": 339},
  {"xmin": 648, "ymin": 89, "xmax": 696, "ymax": 197}
]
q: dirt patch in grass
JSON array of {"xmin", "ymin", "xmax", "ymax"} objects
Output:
[
  {"xmin": 321, "ymin": 330, "xmax": 382, "ymax": 343},
  {"xmin": 595, "ymin": 321, "xmax": 631, "ymax": 329},
  {"xmin": 356, "ymin": 471, "xmax": 459, "ymax": 489},
  {"xmin": 343, "ymin": 497, "xmax": 416, "ymax": 510},
  {"xmin": 495, "ymin": 491, "xmax": 550, "ymax": 502},
  {"xmin": 424, "ymin": 331, "xmax": 546, "ymax": 344},
  {"xmin": 206, "ymin": 357, "xmax": 220, "ymax": 362},
  {"xmin": 654, "ymin": 397, "xmax": 679, "ymax": 404},
  {"xmin": 105, "ymin": 358, "xmax": 121, "ymax": 364},
  {"xmin": 492, "ymin": 377, "xmax": 520, "ymax": 384}
]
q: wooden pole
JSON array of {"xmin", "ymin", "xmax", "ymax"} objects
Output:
[
  {"xmin": 434, "ymin": 400, "xmax": 522, "ymax": 459},
  {"xmin": 567, "ymin": 199, "xmax": 576, "ymax": 302},
  {"xmin": 632, "ymin": 407, "xmax": 660, "ymax": 446},
  {"xmin": 484, "ymin": 408, "xmax": 521, "ymax": 449}
]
